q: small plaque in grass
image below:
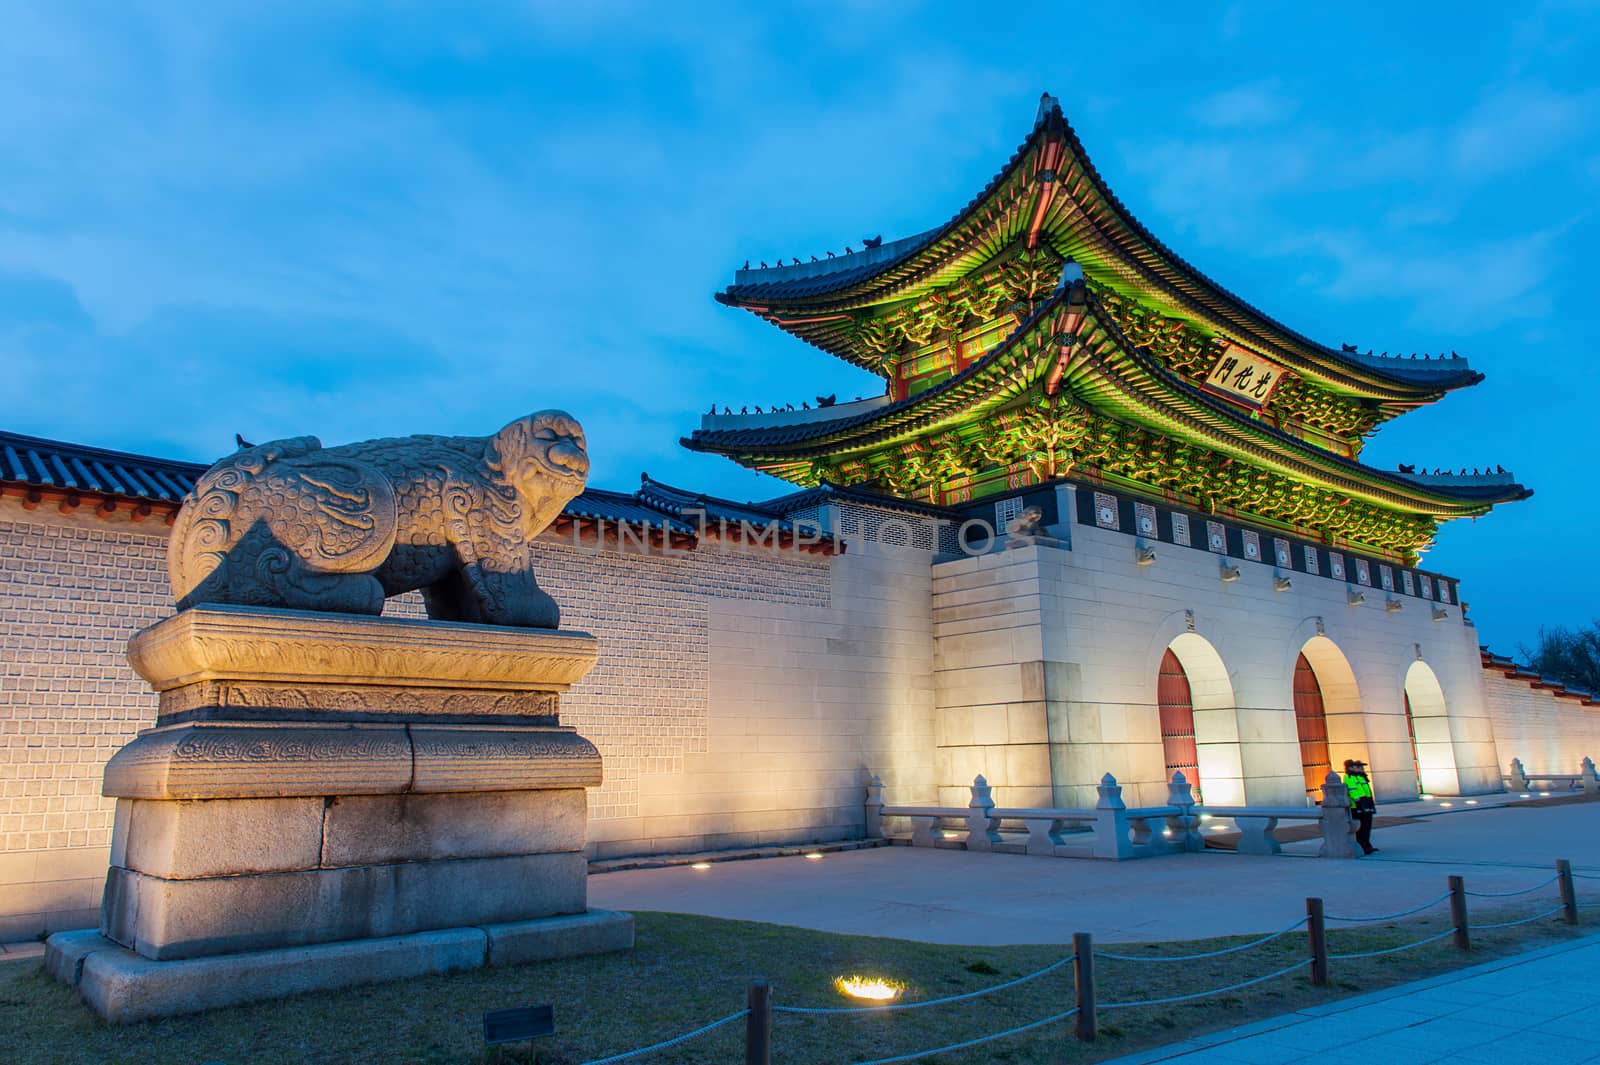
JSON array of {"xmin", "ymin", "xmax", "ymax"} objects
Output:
[{"xmin": 483, "ymin": 1004, "xmax": 554, "ymax": 1046}]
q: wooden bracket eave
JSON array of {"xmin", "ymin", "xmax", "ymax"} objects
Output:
[{"xmin": 1, "ymin": 481, "xmax": 178, "ymax": 525}]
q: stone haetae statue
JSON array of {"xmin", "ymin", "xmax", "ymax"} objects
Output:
[
  {"xmin": 168, "ymin": 411, "xmax": 588, "ymax": 627},
  {"xmin": 1007, "ymin": 505, "xmax": 1045, "ymax": 540}
]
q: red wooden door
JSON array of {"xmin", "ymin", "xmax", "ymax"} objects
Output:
[
  {"xmin": 1293, "ymin": 653, "xmax": 1331, "ymax": 799},
  {"xmin": 1404, "ymin": 691, "xmax": 1422, "ymax": 796},
  {"xmin": 1158, "ymin": 649, "xmax": 1201, "ymax": 800}
]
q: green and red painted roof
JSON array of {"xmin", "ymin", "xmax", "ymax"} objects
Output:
[{"xmin": 693, "ymin": 97, "xmax": 1530, "ymax": 561}]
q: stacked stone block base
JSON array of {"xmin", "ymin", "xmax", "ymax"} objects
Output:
[
  {"xmin": 46, "ymin": 605, "xmax": 632, "ymax": 1019},
  {"xmin": 48, "ymin": 911, "xmax": 635, "ymax": 1023}
]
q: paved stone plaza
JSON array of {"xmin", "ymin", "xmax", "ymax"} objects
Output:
[
  {"xmin": 589, "ymin": 801, "xmax": 1600, "ymax": 944},
  {"xmin": 1104, "ymin": 932, "xmax": 1600, "ymax": 1064}
]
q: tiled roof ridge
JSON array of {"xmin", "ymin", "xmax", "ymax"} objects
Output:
[
  {"xmin": 1480, "ymin": 645, "xmax": 1599, "ymax": 705},
  {"xmin": 757, "ymin": 479, "xmax": 964, "ymax": 520}
]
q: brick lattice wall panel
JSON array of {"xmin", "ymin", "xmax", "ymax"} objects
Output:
[{"xmin": 0, "ymin": 518, "xmax": 169, "ymax": 854}]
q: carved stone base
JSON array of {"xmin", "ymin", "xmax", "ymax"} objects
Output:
[
  {"xmin": 47, "ymin": 910, "xmax": 635, "ymax": 1023},
  {"xmin": 78, "ymin": 605, "xmax": 620, "ymax": 974}
]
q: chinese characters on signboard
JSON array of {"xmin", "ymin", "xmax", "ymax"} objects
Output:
[{"xmin": 1203, "ymin": 344, "xmax": 1286, "ymax": 410}]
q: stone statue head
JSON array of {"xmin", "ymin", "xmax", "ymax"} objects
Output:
[{"xmin": 487, "ymin": 410, "xmax": 590, "ymax": 538}]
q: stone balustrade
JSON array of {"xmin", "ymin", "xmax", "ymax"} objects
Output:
[
  {"xmin": 1502, "ymin": 756, "xmax": 1600, "ymax": 795},
  {"xmin": 864, "ymin": 770, "xmax": 1358, "ymax": 861}
]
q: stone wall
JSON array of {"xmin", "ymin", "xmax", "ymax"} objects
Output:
[
  {"xmin": 0, "ymin": 500, "xmax": 938, "ymax": 936},
  {"xmin": 1481, "ymin": 672, "xmax": 1600, "ymax": 779},
  {"xmin": 931, "ymin": 484, "xmax": 1501, "ymax": 810}
]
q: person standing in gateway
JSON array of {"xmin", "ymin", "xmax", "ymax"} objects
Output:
[{"xmin": 1343, "ymin": 759, "xmax": 1378, "ymax": 855}]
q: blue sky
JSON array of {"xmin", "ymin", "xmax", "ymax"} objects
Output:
[{"xmin": 1, "ymin": 2, "xmax": 1596, "ymax": 653}]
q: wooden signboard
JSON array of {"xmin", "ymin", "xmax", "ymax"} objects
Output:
[{"xmin": 1202, "ymin": 343, "xmax": 1286, "ymax": 410}]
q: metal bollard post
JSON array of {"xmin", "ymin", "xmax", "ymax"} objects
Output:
[
  {"xmin": 1557, "ymin": 859, "xmax": 1578, "ymax": 925},
  {"xmin": 1306, "ymin": 897, "xmax": 1329, "ymax": 987},
  {"xmin": 1448, "ymin": 875, "xmax": 1471, "ymax": 951},
  {"xmin": 1073, "ymin": 932, "xmax": 1096, "ymax": 1042},
  {"xmin": 745, "ymin": 980, "xmax": 771, "ymax": 1065}
]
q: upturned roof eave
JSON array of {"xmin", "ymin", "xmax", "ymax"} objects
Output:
[
  {"xmin": 686, "ymin": 286, "xmax": 1528, "ymax": 517},
  {"xmin": 718, "ymin": 97, "xmax": 1482, "ymax": 400}
]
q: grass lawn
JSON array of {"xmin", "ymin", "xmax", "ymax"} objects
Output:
[{"xmin": 2, "ymin": 906, "xmax": 1592, "ymax": 1065}]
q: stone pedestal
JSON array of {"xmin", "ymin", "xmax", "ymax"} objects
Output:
[{"xmin": 48, "ymin": 604, "xmax": 632, "ymax": 1020}]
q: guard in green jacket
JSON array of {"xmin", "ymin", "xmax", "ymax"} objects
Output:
[{"xmin": 1343, "ymin": 759, "xmax": 1378, "ymax": 855}]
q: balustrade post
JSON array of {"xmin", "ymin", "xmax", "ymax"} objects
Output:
[
  {"xmin": 1306, "ymin": 897, "xmax": 1329, "ymax": 988},
  {"xmin": 1073, "ymin": 932, "xmax": 1096, "ymax": 1042},
  {"xmin": 966, "ymin": 774, "xmax": 1000, "ymax": 851},
  {"xmin": 1557, "ymin": 859, "xmax": 1578, "ymax": 924},
  {"xmin": 1318, "ymin": 772, "xmax": 1358, "ymax": 859},
  {"xmin": 745, "ymin": 981, "xmax": 771, "ymax": 1065},
  {"xmin": 1093, "ymin": 773, "xmax": 1132, "ymax": 860},
  {"xmin": 864, "ymin": 775, "xmax": 883, "ymax": 839},
  {"xmin": 1581, "ymin": 758, "xmax": 1599, "ymax": 796},
  {"xmin": 1449, "ymin": 875, "xmax": 1471, "ymax": 951},
  {"xmin": 1508, "ymin": 758, "xmax": 1529, "ymax": 792},
  {"xmin": 1167, "ymin": 770, "xmax": 1201, "ymax": 852}
]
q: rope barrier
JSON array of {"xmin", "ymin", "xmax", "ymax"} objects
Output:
[
  {"xmin": 1465, "ymin": 874, "xmax": 1560, "ymax": 898},
  {"xmin": 580, "ymin": 859, "xmax": 1588, "ymax": 1065},
  {"xmin": 842, "ymin": 1007, "xmax": 1079, "ymax": 1065},
  {"xmin": 1097, "ymin": 959, "xmax": 1309, "ymax": 1010},
  {"xmin": 1324, "ymin": 891, "xmax": 1452, "ymax": 923},
  {"xmin": 773, "ymin": 955, "xmax": 1074, "ymax": 1015},
  {"xmin": 1093, "ymin": 915, "xmax": 1307, "ymax": 962},
  {"xmin": 1328, "ymin": 928, "xmax": 1455, "ymax": 960},
  {"xmin": 1470, "ymin": 905, "xmax": 1567, "ymax": 931},
  {"xmin": 576, "ymin": 1009, "xmax": 749, "ymax": 1065}
]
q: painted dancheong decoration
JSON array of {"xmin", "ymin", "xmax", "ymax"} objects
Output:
[
  {"xmin": 168, "ymin": 411, "xmax": 589, "ymax": 627},
  {"xmin": 688, "ymin": 94, "xmax": 1529, "ymax": 565}
]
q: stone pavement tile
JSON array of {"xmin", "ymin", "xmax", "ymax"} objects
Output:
[
  {"xmin": 1142, "ymin": 1047, "xmax": 1279, "ymax": 1065},
  {"xmin": 1464, "ymin": 1005, "xmax": 1582, "ymax": 1033},
  {"xmin": 1489, "ymin": 987, "xmax": 1596, "ymax": 1016},
  {"xmin": 1408, "ymin": 972, "xmax": 1504, "ymax": 997},
  {"xmin": 1189, "ymin": 1039, "xmax": 1321, "ymax": 1065},
  {"xmin": 1542, "ymin": 1003, "xmax": 1600, "ymax": 1028},
  {"xmin": 1448, "ymin": 1030, "xmax": 1596, "ymax": 1064},
  {"xmin": 1237, "ymin": 1012, "xmax": 1411, "ymax": 1044},
  {"xmin": 1298, "ymin": 1043, "xmax": 1444, "ymax": 1065},
  {"xmin": 1369, "ymin": 1017, "xmax": 1531, "ymax": 1054}
]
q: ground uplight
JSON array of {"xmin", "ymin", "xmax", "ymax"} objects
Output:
[
  {"xmin": 1439, "ymin": 801, "xmax": 1453, "ymax": 807},
  {"xmin": 1465, "ymin": 799, "xmax": 1478, "ymax": 805},
  {"xmin": 690, "ymin": 862, "xmax": 712, "ymax": 870},
  {"xmin": 804, "ymin": 852, "xmax": 823, "ymax": 861},
  {"xmin": 835, "ymin": 976, "xmax": 905, "ymax": 1002}
]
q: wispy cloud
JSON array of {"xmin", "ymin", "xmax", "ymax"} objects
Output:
[
  {"xmin": 1190, "ymin": 80, "xmax": 1297, "ymax": 129},
  {"xmin": 1286, "ymin": 225, "xmax": 1565, "ymax": 333}
]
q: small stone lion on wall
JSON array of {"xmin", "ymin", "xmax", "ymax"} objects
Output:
[{"xmin": 168, "ymin": 412, "xmax": 588, "ymax": 628}]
